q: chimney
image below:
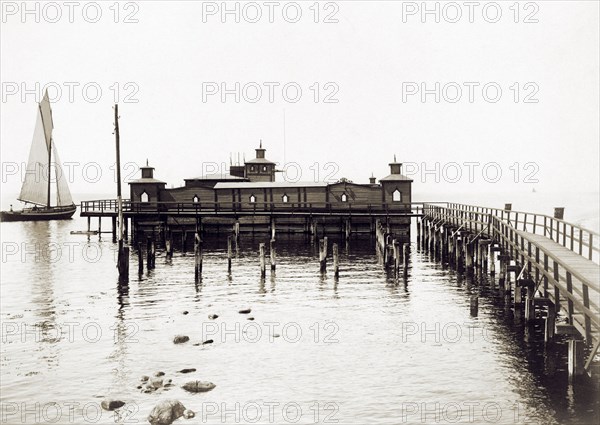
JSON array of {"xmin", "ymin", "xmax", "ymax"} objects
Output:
[{"xmin": 369, "ymin": 173, "xmax": 376, "ymax": 184}]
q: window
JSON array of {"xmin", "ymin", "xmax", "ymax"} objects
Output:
[
  {"xmin": 249, "ymin": 194, "xmax": 256, "ymax": 203},
  {"xmin": 262, "ymin": 165, "xmax": 267, "ymax": 172},
  {"xmin": 140, "ymin": 191, "xmax": 149, "ymax": 203},
  {"xmin": 250, "ymin": 166, "xmax": 255, "ymax": 172},
  {"xmin": 193, "ymin": 195, "xmax": 199, "ymax": 203},
  {"xmin": 282, "ymin": 194, "xmax": 289, "ymax": 203},
  {"xmin": 341, "ymin": 193, "xmax": 348, "ymax": 202},
  {"xmin": 392, "ymin": 189, "xmax": 402, "ymax": 202}
]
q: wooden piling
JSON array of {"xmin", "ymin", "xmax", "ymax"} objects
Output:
[
  {"xmin": 470, "ymin": 295, "xmax": 478, "ymax": 317},
  {"xmin": 319, "ymin": 237, "xmax": 328, "ymax": 272},
  {"xmin": 123, "ymin": 217, "xmax": 128, "ymax": 242},
  {"xmin": 87, "ymin": 217, "xmax": 91, "ymax": 233},
  {"xmin": 137, "ymin": 243, "xmax": 143, "ymax": 275},
  {"xmin": 146, "ymin": 238, "xmax": 155, "ymax": 269},
  {"xmin": 194, "ymin": 233, "xmax": 202, "ymax": 281},
  {"xmin": 259, "ymin": 243, "xmax": 266, "ymax": 277},
  {"xmin": 403, "ymin": 243, "xmax": 409, "ymax": 277},
  {"xmin": 393, "ymin": 240, "xmax": 400, "ymax": 277},
  {"xmin": 568, "ymin": 339, "xmax": 584, "ymax": 378},
  {"xmin": 165, "ymin": 236, "xmax": 173, "ymax": 260},
  {"xmin": 345, "ymin": 219, "xmax": 351, "ymax": 240},
  {"xmin": 544, "ymin": 306, "xmax": 555, "ymax": 342},
  {"xmin": 234, "ymin": 221, "xmax": 240, "ymax": 240},
  {"xmin": 524, "ymin": 284, "xmax": 535, "ymax": 321},
  {"xmin": 227, "ymin": 235, "xmax": 233, "ymax": 272},
  {"xmin": 111, "ymin": 216, "xmax": 117, "ymax": 243},
  {"xmin": 271, "ymin": 218, "xmax": 276, "ymax": 240},
  {"xmin": 270, "ymin": 239, "xmax": 276, "ymax": 271},
  {"xmin": 333, "ymin": 243, "xmax": 339, "ymax": 278}
]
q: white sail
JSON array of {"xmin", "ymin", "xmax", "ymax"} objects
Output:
[
  {"xmin": 18, "ymin": 107, "xmax": 49, "ymax": 206},
  {"xmin": 52, "ymin": 143, "xmax": 73, "ymax": 206},
  {"xmin": 18, "ymin": 92, "xmax": 73, "ymax": 207}
]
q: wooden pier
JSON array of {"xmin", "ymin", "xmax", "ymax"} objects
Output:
[{"xmin": 420, "ymin": 203, "xmax": 600, "ymax": 377}]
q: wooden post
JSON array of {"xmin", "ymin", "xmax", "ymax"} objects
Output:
[
  {"xmin": 227, "ymin": 235, "xmax": 233, "ymax": 272},
  {"xmin": 470, "ymin": 295, "xmax": 478, "ymax": 317},
  {"xmin": 181, "ymin": 230, "xmax": 186, "ymax": 253},
  {"xmin": 259, "ymin": 243, "xmax": 266, "ymax": 277},
  {"xmin": 194, "ymin": 233, "xmax": 202, "ymax": 281},
  {"xmin": 87, "ymin": 216, "xmax": 91, "ymax": 233},
  {"xmin": 319, "ymin": 237, "xmax": 328, "ymax": 272},
  {"xmin": 146, "ymin": 238, "xmax": 156, "ymax": 269},
  {"xmin": 271, "ymin": 218, "xmax": 276, "ymax": 240},
  {"xmin": 456, "ymin": 238, "xmax": 464, "ymax": 272},
  {"xmin": 568, "ymin": 339, "xmax": 584, "ymax": 378},
  {"xmin": 165, "ymin": 238, "xmax": 173, "ymax": 260},
  {"xmin": 333, "ymin": 243, "xmax": 339, "ymax": 278},
  {"xmin": 234, "ymin": 221, "xmax": 240, "ymax": 241},
  {"xmin": 111, "ymin": 216, "xmax": 117, "ymax": 243},
  {"xmin": 403, "ymin": 243, "xmax": 409, "ymax": 277},
  {"xmin": 545, "ymin": 306, "xmax": 555, "ymax": 342},
  {"xmin": 393, "ymin": 240, "xmax": 400, "ymax": 277},
  {"xmin": 345, "ymin": 219, "xmax": 351, "ymax": 240},
  {"xmin": 98, "ymin": 217, "xmax": 102, "ymax": 237},
  {"xmin": 270, "ymin": 239, "xmax": 276, "ymax": 271},
  {"xmin": 137, "ymin": 242, "xmax": 143, "ymax": 275},
  {"xmin": 524, "ymin": 284, "xmax": 535, "ymax": 321},
  {"xmin": 416, "ymin": 219, "xmax": 421, "ymax": 249},
  {"xmin": 123, "ymin": 217, "xmax": 128, "ymax": 242}
]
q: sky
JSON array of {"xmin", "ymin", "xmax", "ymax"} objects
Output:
[{"xmin": 1, "ymin": 0, "xmax": 599, "ymax": 202}]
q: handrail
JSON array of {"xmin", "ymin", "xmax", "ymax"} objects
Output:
[{"xmin": 423, "ymin": 203, "xmax": 599, "ymax": 263}]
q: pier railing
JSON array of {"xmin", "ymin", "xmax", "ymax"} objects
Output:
[
  {"xmin": 422, "ymin": 202, "xmax": 600, "ymax": 366},
  {"xmin": 81, "ymin": 199, "xmax": 431, "ymax": 217},
  {"xmin": 424, "ymin": 203, "xmax": 600, "ymax": 263}
]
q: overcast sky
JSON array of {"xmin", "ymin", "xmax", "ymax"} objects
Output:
[{"xmin": 1, "ymin": 1, "xmax": 598, "ymax": 200}]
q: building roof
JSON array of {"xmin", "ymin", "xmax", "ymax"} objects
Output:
[
  {"xmin": 185, "ymin": 173, "xmax": 247, "ymax": 181},
  {"xmin": 245, "ymin": 158, "xmax": 276, "ymax": 165},
  {"xmin": 214, "ymin": 181, "xmax": 328, "ymax": 189},
  {"xmin": 379, "ymin": 174, "xmax": 413, "ymax": 182},
  {"xmin": 129, "ymin": 178, "xmax": 166, "ymax": 184}
]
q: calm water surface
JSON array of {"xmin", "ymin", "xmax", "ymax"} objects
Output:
[{"xmin": 1, "ymin": 214, "xmax": 598, "ymax": 425}]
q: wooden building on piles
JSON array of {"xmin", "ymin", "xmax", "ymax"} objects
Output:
[{"xmin": 81, "ymin": 142, "xmax": 414, "ymax": 242}]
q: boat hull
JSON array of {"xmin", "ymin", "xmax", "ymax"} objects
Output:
[{"xmin": 0, "ymin": 205, "xmax": 77, "ymax": 222}]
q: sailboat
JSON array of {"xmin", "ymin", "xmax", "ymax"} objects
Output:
[{"xmin": 0, "ymin": 91, "xmax": 76, "ymax": 222}]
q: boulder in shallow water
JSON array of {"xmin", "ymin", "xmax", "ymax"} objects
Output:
[
  {"xmin": 147, "ymin": 399, "xmax": 187, "ymax": 425},
  {"xmin": 238, "ymin": 308, "xmax": 251, "ymax": 314},
  {"xmin": 173, "ymin": 335, "xmax": 190, "ymax": 344},
  {"xmin": 208, "ymin": 314, "xmax": 219, "ymax": 320},
  {"xmin": 101, "ymin": 399, "xmax": 125, "ymax": 411},
  {"xmin": 202, "ymin": 339, "xmax": 213, "ymax": 345},
  {"xmin": 183, "ymin": 409, "xmax": 195, "ymax": 419},
  {"xmin": 154, "ymin": 371, "xmax": 165, "ymax": 377},
  {"xmin": 182, "ymin": 380, "xmax": 216, "ymax": 393},
  {"xmin": 149, "ymin": 378, "xmax": 164, "ymax": 389},
  {"xmin": 179, "ymin": 368, "xmax": 196, "ymax": 374},
  {"xmin": 141, "ymin": 375, "xmax": 150, "ymax": 382}
]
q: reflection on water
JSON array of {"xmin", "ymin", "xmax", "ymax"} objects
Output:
[{"xmin": 1, "ymin": 217, "xmax": 598, "ymax": 424}]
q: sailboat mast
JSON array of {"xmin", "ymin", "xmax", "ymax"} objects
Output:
[
  {"xmin": 47, "ymin": 137, "xmax": 52, "ymax": 208},
  {"xmin": 38, "ymin": 102, "xmax": 52, "ymax": 208}
]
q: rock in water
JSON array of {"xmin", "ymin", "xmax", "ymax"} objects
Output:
[
  {"xmin": 178, "ymin": 368, "xmax": 196, "ymax": 374},
  {"xmin": 173, "ymin": 335, "xmax": 190, "ymax": 344},
  {"xmin": 154, "ymin": 371, "xmax": 165, "ymax": 377},
  {"xmin": 247, "ymin": 317, "xmax": 255, "ymax": 321},
  {"xmin": 101, "ymin": 399, "xmax": 125, "ymax": 411},
  {"xmin": 182, "ymin": 380, "xmax": 216, "ymax": 393},
  {"xmin": 202, "ymin": 339, "xmax": 214, "ymax": 345},
  {"xmin": 183, "ymin": 311, "xmax": 189, "ymax": 315},
  {"xmin": 238, "ymin": 308, "xmax": 251, "ymax": 314},
  {"xmin": 147, "ymin": 400, "xmax": 187, "ymax": 425},
  {"xmin": 208, "ymin": 314, "xmax": 219, "ymax": 320},
  {"xmin": 183, "ymin": 409, "xmax": 195, "ymax": 419}
]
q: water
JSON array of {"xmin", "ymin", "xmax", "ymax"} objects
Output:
[{"xmin": 1, "ymin": 197, "xmax": 599, "ymax": 425}]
